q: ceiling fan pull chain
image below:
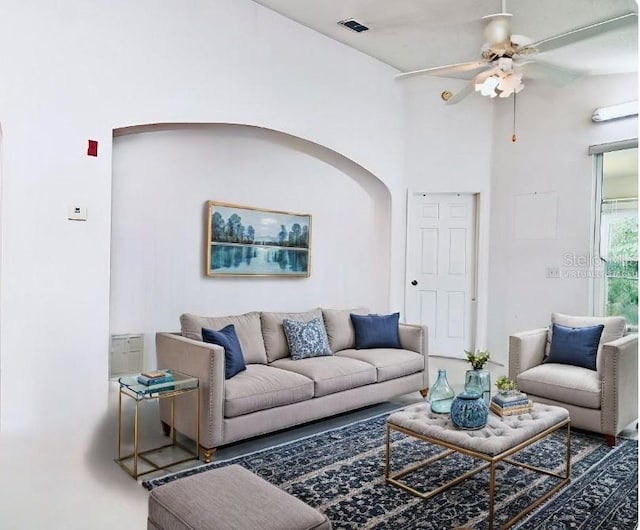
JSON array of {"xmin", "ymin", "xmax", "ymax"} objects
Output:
[{"xmin": 512, "ymin": 91, "xmax": 518, "ymax": 142}]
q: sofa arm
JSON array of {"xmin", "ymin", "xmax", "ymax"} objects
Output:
[
  {"xmin": 398, "ymin": 323, "xmax": 426, "ymax": 355},
  {"xmin": 601, "ymin": 333, "xmax": 638, "ymax": 436},
  {"xmin": 508, "ymin": 328, "xmax": 548, "ymax": 379},
  {"xmin": 398, "ymin": 323, "xmax": 429, "ymax": 391},
  {"xmin": 156, "ymin": 332, "xmax": 226, "ymax": 450}
]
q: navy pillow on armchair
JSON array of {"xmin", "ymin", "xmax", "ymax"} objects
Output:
[
  {"xmin": 202, "ymin": 324, "xmax": 246, "ymax": 379},
  {"xmin": 350, "ymin": 312, "xmax": 401, "ymax": 349},
  {"xmin": 544, "ymin": 323, "xmax": 604, "ymax": 371}
]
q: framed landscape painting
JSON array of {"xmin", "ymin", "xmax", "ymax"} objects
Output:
[{"xmin": 206, "ymin": 201, "xmax": 311, "ymax": 277}]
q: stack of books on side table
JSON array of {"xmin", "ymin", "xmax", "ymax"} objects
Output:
[
  {"xmin": 137, "ymin": 369, "xmax": 174, "ymax": 386},
  {"xmin": 490, "ymin": 391, "xmax": 533, "ymax": 417}
]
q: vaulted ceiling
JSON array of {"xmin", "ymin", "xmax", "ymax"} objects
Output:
[{"xmin": 251, "ymin": 0, "xmax": 638, "ymax": 77}]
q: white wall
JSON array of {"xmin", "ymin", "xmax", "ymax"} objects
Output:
[
  {"xmin": 487, "ymin": 73, "xmax": 638, "ymax": 361},
  {"xmin": 0, "ymin": 0, "xmax": 635, "ymax": 438},
  {"xmin": 403, "ymin": 76, "xmax": 495, "ymax": 353},
  {"xmin": 0, "ymin": 0, "xmax": 404, "ymax": 435},
  {"xmin": 401, "ymin": 73, "xmax": 638, "ymax": 369},
  {"xmin": 111, "ymin": 124, "xmax": 391, "ymax": 368}
]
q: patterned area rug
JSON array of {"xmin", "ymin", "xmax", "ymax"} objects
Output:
[{"xmin": 143, "ymin": 412, "xmax": 638, "ymax": 530}]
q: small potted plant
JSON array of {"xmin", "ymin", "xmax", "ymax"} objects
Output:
[
  {"xmin": 495, "ymin": 375, "xmax": 518, "ymax": 395},
  {"xmin": 463, "ymin": 349, "xmax": 491, "ymax": 404},
  {"xmin": 465, "ymin": 349, "xmax": 490, "ymax": 370}
]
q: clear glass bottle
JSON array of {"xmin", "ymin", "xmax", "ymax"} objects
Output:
[
  {"xmin": 465, "ymin": 368, "xmax": 491, "ymax": 405},
  {"xmin": 464, "ymin": 369, "xmax": 483, "ymax": 396},
  {"xmin": 426, "ymin": 368, "xmax": 456, "ymax": 414}
]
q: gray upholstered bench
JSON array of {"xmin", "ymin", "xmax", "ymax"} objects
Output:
[
  {"xmin": 387, "ymin": 402, "xmax": 570, "ymax": 455},
  {"xmin": 148, "ymin": 464, "xmax": 331, "ymax": 530}
]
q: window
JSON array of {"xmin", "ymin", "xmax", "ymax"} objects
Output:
[
  {"xmin": 591, "ymin": 142, "xmax": 638, "ymax": 329},
  {"xmin": 601, "ymin": 198, "xmax": 638, "ymax": 325}
]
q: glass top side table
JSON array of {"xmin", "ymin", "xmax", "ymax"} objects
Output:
[{"xmin": 116, "ymin": 370, "xmax": 200, "ymax": 479}]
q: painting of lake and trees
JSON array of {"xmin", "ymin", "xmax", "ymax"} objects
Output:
[{"xmin": 207, "ymin": 202, "xmax": 311, "ymax": 277}]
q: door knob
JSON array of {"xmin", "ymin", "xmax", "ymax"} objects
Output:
[{"xmin": 411, "ymin": 280, "xmax": 418, "ymax": 286}]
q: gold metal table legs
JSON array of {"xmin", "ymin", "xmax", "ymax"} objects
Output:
[{"xmin": 116, "ymin": 385, "xmax": 200, "ymax": 479}]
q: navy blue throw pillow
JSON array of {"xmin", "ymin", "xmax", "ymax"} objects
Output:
[
  {"xmin": 202, "ymin": 325, "xmax": 246, "ymax": 379},
  {"xmin": 350, "ymin": 312, "xmax": 401, "ymax": 349},
  {"xmin": 544, "ymin": 323, "xmax": 604, "ymax": 371}
]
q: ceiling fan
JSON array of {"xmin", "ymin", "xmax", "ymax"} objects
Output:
[{"xmin": 395, "ymin": 1, "xmax": 638, "ymax": 105}]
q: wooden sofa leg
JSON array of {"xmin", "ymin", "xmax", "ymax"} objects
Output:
[
  {"xmin": 202, "ymin": 447, "xmax": 217, "ymax": 463},
  {"xmin": 605, "ymin": 434, "xmax": 616, "ymax": 447},
  {"xmin": 419, "ymin": 388, "xmax": 428, "ymax": 398}
]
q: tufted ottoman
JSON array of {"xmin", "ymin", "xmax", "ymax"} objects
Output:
[
  {"xmin": 385, "ymin": 402, "xmax": 570, "ymax": 530},
  {"xmin": 148, "ymin": 464, "xmax": 331, "ymax": 530}
]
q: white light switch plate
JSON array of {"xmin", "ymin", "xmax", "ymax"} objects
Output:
[{"xmin": 67, "ymin": 206, "xmax": 87, "ymax": 221}]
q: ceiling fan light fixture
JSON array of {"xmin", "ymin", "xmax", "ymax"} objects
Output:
[
  {"xmin": 475, "ymin": 70, "xmax": 524, "ymax": 99},
  {"xmin": 497, "ymin": 72, "xmax": 524, "ymax": 97},
  {"xmin": 475, "ymin": 76, "xmax": 500, "ymax": 97}
]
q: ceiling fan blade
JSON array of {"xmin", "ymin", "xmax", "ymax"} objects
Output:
[
  {"xmin": 517, "ymin": 61, "xmax": 582, "ymax": 86},
  {"xmin": 444, "ymin": 67, "xmax": 500, "ymax": 105},
  {"xmin": 518, "ymin": 12, "xmax": 637, "ymax": 55},
  {"xmin": 444, "ymin": 81, "xmax": 478, "ymax": 105},
  {"xmin": 395, "ymin": 61, "xmax": 488, "ymax": 81}
]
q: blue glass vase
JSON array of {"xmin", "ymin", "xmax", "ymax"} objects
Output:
[
  {"xmin": 426, "ymin": 369, "xmax": 456, "ymax": 414},
  {"xmin": 450, "ymin": 372, "xmax": 488, "ymax": 430}
]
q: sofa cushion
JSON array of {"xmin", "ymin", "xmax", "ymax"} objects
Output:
[
  {"xmin": 202, "ymin": 325, "xmax": 247, "ymax": 379},
  {"xmin": 271, "ymin": 356, "xmax": 376, "ymax": 397},
  {"xmin": 224, "ymin": 364, "xmax": 314, "ymax": 418},
  {"xmin": 261, "ymin": 309, "xmax": 322, "ymax": 362},
  {"xmin": 181, "ymin": 312, "xmax": 268, "ymax": 364},
  {"xmin": 516, "ymin": 363, "xmax": 601, "ymax": 409},
  {"xmin": 350, "ymin": 312, "xmax": 401, "ymax": 349},
  {"xmin": 336, "ymin": 348, "xmax": 424, "ymax": 382},
  {"xmin": 545, "ymin": 313, "xmax": 626, "ymax": 365},
  {"xmin": 282, "ymin": 317, "xmax": 332, "ymax": 360},
  {"xmin": 544, "ymin": 323, "xmax": 604, "ymax": 371},
  {"xmin": 321, "ymin": 307, "xmax": 369, "ymax": 352}
]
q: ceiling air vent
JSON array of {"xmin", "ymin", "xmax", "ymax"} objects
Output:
[{"xmin": 338, "ymin": 19, "xmax": 369, "ymax": 33}]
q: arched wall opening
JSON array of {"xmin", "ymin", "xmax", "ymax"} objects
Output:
[{"xmin": 110, "ymin": 123, "xmax": 392, "ymax": 370}]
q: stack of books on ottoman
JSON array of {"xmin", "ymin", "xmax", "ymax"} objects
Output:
[{"xmin": 490, "ymin": 391, "xmax": 533, "ymax": 416}]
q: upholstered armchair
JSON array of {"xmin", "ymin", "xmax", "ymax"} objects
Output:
[{"xmin": 509, "ymin": 313, "xmax": 638, "ymax": 446}]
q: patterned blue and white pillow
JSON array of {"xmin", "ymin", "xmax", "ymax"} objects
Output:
[{"xmin": 282, "ymin": 317, "xmax": 333, "ymax": 360}]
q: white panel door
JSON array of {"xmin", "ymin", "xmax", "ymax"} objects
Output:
[{"xmin": 406, "ymin": 193, "xmax": 477, "ymax": 358}]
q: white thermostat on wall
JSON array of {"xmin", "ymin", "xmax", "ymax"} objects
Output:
[{"xmin": 67, "ymin": 206, "xmax": 88, "ymax": 221}]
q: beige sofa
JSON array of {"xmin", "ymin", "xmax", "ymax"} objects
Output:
[
  {"xmin": 509, "ymin": 313, "xmax": 638, "ymax": 446},
  {"xmin": 156, "ymin": 307, "xmax": 428, "ymax": 461}
]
